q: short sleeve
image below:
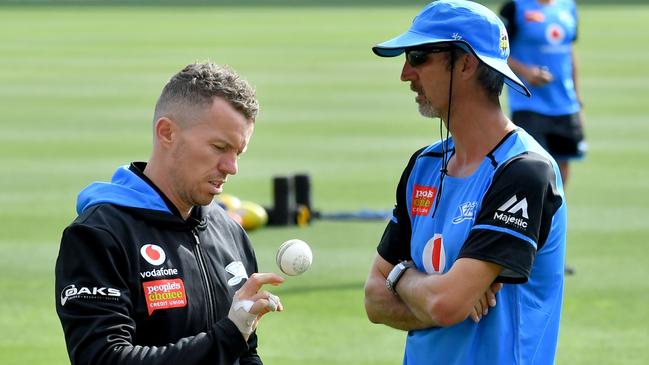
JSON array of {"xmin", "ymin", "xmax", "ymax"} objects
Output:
[
  {"xmin": 377, "ymin": 147, "xmax": 425, "ymax": 265},
  {"xmin": 459, "ymin": 153, "xmax": 563, "ymax": 283}
]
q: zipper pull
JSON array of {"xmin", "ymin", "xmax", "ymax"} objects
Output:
[{"xmin": 192, "ymin": 231, "xmax": 200, "ymax": 245}]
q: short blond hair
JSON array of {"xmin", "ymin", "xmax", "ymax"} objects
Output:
[{"xmin": 154, "ymin": 62, "xmax": 259, "ymax": 124}]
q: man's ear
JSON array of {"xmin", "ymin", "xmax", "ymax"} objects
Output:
[
  {"xmin": 459, "ymin": 53, "xmax": 480, "ymax": 80},
  {"xmin": 154, "ymin": 117, "xmax": 177, "ymax": 148}
]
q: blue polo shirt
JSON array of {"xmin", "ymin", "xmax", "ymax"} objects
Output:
[
  {"xmin": 501, "ymin": 0, "xmax": 580, "ymax": 116},
  {"xmin": 378, "ymin": 129, "xmax": 566, "ymax": 365}
]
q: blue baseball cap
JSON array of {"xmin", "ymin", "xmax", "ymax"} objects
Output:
[{"xmin": 373, "ymin": 0, "xmax": 530, "ymax": 97}]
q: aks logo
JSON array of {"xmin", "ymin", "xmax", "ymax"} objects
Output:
[
  {"xmin": 140, "ymin": 244, "xmax": 166, "ymax": 266},
  {"xmin": 494, "ymin": 195, "xmax": 529, "ymax": 229},
  {"xmin": 546, "ymin": 23, "xmax": 565, "ymax": 45},
  {"xmin": 143, "ymin": 278, "xmax": 187, "ymax": 315},
  {"xmin": 422, "ymin": 234, "xmax": 446, "ymax": 274},
  {"xmin": 60, "ymin": 284, "xmax": 121, "ymax": 306},
  {"xmin": 452, "ymin": 201, "xmax": 477, "ymax": 224},
  {"xmin": 411, "ymin": 184, "xmax": 437, "ymax": 216},
  {"xmin": 225, "ymin": 261, "xmax": 248, "ymax": 286}
]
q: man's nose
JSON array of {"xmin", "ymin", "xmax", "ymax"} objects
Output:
[
  {"xmin": 219, "ymin": 153, "xmax": 238, "ymax": 176},
  {"xmin": 401, "ymin": 60, "xmax": 416, "ymax": 82}
]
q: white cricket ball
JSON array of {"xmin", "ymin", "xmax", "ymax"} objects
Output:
[{"xmin": 276, "ymin": 239, "xmax": 313, "ymax": 276}]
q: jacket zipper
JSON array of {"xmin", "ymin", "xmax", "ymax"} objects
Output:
[{"xmin": 192, "ymin": 231, "xmax": 216, "ymax": 328}]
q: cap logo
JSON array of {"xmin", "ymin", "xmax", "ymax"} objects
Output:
[
  {"xmin": 451, "ymin": 32, "xmax": 462, "ymax": 40},
  {"xmin": 499, "ymin": 26, "xmax": 509, "ymax": 55}
]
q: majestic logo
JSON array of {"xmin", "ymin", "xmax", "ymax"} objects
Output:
[
  {"xmin": 60, "ymin": 284, "xmax": 121, "ymax": 306},
  {"xmin": 142, "ymin": 278, "xmax": 187, "ymax": 315},
  {"xmin": 422, "ymin": 234, "xmax": 446, "ymax": 274},
  {"xmin": 140, "ymin": 244, "xmax": 166, "ymax": 266},
  {"xmin": 546, "ymin": 23, "xmax": 565, "ymax": 45},
  {"xmin": 452, "ymin": 201, "xmax": 477, "ymax": 224},
  {"xmin": 225, "ymin": 261, "xmax": 248, "ymax": 286},
  {"xmin": 494, "ymin": 195, "xmax": 529, "ymax": 229},
  {"xmin": 498, "ymin": 195, "xmax": 529, "ymax": 218},
  {"xmin": 411, "ymin": 184, "xmax": 437, "ymax": 216}
]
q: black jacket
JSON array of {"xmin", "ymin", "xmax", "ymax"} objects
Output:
[{"xmin": 55, "ymin": 163, "xmax": 262, "ymax": 365}]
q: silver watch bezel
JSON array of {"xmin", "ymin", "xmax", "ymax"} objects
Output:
[{"xmin": 385, "ymin": 260, "xmax": 415, "ymax": 296}]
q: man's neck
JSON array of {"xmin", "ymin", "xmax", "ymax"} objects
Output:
[
  {"xmin": 143, "ymin": 160, "xmax": 192, "ymax": 220},
  {"xmin": 444, "ymin": 102, "xmax": 515, "ymax": 177}
]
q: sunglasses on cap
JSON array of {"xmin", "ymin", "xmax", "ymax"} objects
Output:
[{"xmin": 405, "ymin": 46, "xmax": 456, "ymax": 68}]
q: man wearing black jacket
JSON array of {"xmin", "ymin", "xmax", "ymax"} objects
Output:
[{"xmin": 55, "ymin": 62, "xmax": 283, "ymax": 365}]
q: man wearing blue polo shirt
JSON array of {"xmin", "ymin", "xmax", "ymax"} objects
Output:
[
  {"xmin": 500, "ymin": 0, "xmax": 585, "ymax": 188},
  {"xmin": 363, "ymin": 1, "xmax": 567, "ymax": 364}
]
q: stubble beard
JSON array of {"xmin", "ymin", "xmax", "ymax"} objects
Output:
[
  {"xmin": 412, "ymin": 83, "xmax": 439, "ymax": 119},
  {"xmin": 418, "ymin": 99, "xmax": 439, "ymax": 118}
]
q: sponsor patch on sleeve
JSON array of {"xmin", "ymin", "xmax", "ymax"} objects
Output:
[{"xmin": 142, "ymin": 278, "xmax": 187, "ymax": 315}]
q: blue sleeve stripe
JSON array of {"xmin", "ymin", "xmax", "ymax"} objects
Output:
[{"xmin": 471, "ymin": 224, "xmax": 537, "ymax": 249}]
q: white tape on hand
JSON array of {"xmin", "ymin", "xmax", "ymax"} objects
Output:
[
  {"xmin": 228, "ymin": 298, "xmax": 257, "ymax": 337},
  {"xmin": 233, "ymin": 299, "xmax": 255, "ymax": 313},
  {"xmin": 268, "ymin": 294, "xmax": 280, "ymax": 312}
]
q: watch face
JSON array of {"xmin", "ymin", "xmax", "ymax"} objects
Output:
[{"xmin": 386, "ymin": 261, "xmax": 411, "ymax": 295}]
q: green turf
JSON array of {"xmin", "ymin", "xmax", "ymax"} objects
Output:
[{"xmin": 1, "ymin": 3, "xmax": 648, "ymax": 364}]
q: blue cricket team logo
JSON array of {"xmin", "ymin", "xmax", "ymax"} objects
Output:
[{"xmin": 452, "ymin": 201, "xmax": 477, "ymax": 224}]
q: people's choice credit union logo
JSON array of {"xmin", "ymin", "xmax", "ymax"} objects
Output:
[
  {"xmin": 142, "ymin": 279, "xmax": 187, "ymax": 315},
  {"xmin": 411, "ymin": 184, "xmax": 438, "ymax": 216}
]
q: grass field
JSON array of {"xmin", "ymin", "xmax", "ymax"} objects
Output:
[{"xmin": 1, "ymin": 1, "xmax": 648, "ymax": 364}]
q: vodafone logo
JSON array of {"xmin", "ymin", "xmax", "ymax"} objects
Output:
[
  {"xmin": 140, "ymin": 244, "xmax": 166, "ymax": 266},
  {"xmin": 546, "ymin": 23, "xmax": 565, "ymax": 45}
]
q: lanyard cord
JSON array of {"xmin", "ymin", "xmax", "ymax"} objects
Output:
[{"xmin": 431, "ymin": 51, "xmax": 455, "ymax": 218}]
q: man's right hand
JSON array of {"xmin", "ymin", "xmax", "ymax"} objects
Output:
[
  {"xmin": 524, "ymin": 66, "xmax": 554, "ymax": 87},
  {"xmin": 470, "ymin": 282, "xmax": 503, "ymax": 323},
  {"xmin": 227, "ymin": 273, "xmax": 284, "ymax": 340}
]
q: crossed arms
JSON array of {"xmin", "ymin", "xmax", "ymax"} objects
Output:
[{"xmin": 364, "ymin": 254, "xmax": 503, "ymax": 331}]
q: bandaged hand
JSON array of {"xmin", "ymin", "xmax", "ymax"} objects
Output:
[{"xmin": 227, "ymin": 273, "xmax": 284, "ymax": 340}]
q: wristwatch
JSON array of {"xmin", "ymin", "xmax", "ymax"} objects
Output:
[{"xmin": 385, "ymin": 260, "xmax": 416, "ymax": 296}]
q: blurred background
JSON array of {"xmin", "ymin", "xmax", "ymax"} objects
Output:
[{"xmin": 0, "ymin": 0, "xmax": 648, "ymax": 364}]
